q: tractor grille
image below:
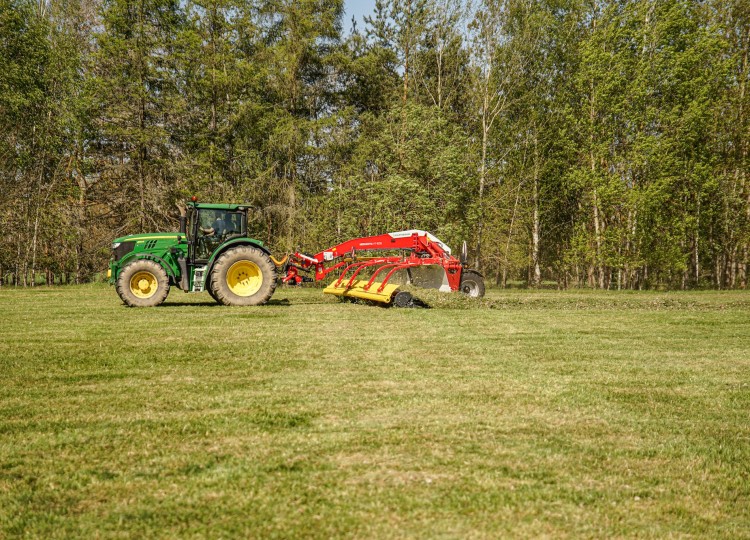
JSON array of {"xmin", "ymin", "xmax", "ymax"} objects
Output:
[{"xmin": 113, "ymin": 241, "xmax": 135, "ymax": 261}]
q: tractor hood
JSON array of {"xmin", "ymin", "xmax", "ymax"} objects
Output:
[
  {"xmin": 111, "ymin": 232, "xmax": 185, "ymax": 262},
  {"xmin": 112, "ymin": 232, "xmax": 183, "ymax": 244}
]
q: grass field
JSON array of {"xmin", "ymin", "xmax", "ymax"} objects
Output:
[{"xmin": 1, "ymin": 284, "xmax": 749, "ymax": 538}]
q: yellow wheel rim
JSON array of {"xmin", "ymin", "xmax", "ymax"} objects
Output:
[
  {"xmin": 129, "ymin": 271, "xmax": 158, "ymax": 299},
  {"xmin": 226, "ymin": 261, "xmax": 262, "ymax": 297}
]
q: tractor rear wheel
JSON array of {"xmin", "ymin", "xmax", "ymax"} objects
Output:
[
  {"xmin": 210, "ymin": 246, "xmax": 276, "ymax": 306},
  {"xmin": 205, "ymin": 280, "xmax": 219, "ymax": 303},
  {"xmin": 116, "ymin": 259, "xmax": 170, "ymax": 307},
  {"xmin": 460, "ymin": 269, "xmax": 485, "ymax": 298}
]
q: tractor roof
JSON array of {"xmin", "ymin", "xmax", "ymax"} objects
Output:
[{"xmin": 188, "ymin": 202, "xmax": 251, "ymax": 211}]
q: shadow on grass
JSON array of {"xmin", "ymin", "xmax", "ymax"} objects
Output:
[{"xmin": 161, "ymin": 298, "xmax": 294, "ymax": 307}]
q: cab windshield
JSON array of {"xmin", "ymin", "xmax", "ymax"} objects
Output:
[{"xmin": 194, "ymin": 209, "xmax": 244, "ymax": 260}]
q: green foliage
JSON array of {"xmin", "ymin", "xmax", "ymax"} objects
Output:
[
  {"xmin": 322, "ymin": 102, "xmax": 474, "ymax": 250},
  {"xmin": 1, "ymin": 0, "xmax": 749, "ymax": 289},
  {"xmin": 90, "ymin": 0, "xmax": 186, "ymax": 233}
]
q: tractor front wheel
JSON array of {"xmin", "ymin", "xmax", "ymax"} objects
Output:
[
  {"xmin": 211, "ymin": 246, "xmax": 276, "ymax": 306},
  {"xmin": 460, "ymin": 269, "xmax": 485, "ymax": 298},
  {"xmin": 116, "ymin": 259, "xmax": 170, "ymax": 307}
]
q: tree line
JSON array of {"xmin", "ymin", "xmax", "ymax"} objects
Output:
[{"xmin": 1, "ymin": 0, "xmax": 748, "ymax": 289}]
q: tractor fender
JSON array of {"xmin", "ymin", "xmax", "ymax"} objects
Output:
[
  {"xmin": 462, "ymin": 268, "xmax": 484, "ymax": 278},
  {"xmin": 205, "ymin": 238, "xmax": 271, "ymax": 282},
  {"xmin": 117, "ymin": 252, "xmax": 178, "ymax": 280}
]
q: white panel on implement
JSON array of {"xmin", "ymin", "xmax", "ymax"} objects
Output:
[{"xmin": 387, "ymin": 230, "xmax": 452, "ymax": 255}]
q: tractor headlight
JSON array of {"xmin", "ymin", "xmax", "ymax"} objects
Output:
[{"xmin": 112, "ymin": 242, "xmax": 121, "ymax": 249}]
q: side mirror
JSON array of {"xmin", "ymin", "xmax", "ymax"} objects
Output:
[{"xmin": 460, "ymin": 241, "xmax": 468, "ymax": 266}]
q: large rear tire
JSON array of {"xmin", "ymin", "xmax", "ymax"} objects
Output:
[
  {"xmin": 205, "ymin": 281, "xmax": 220, "ymax": 304},
  {"xmin": 116, "ymin": 259, "xmax": 170, "ymax": 307},
  {"xmin": 460, "ymin": 269, "xmax": 485, "ymax": 298},
  {"xmin": 210, "ymin": 246, "xmax": 276, "ymax": 306}
]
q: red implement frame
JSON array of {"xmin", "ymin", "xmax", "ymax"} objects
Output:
[{"xmin": 280, "ymin": 231, "xmax": 464, "ymax": 293}]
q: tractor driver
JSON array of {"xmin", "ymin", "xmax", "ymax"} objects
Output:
[{"xmin": 199, "ymin": 215, "xmax": 226, "ymax": 238}]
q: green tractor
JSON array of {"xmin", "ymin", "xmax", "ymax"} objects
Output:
[{"xmin": 108, "ymin": 202, "xmax": 276, "ymax": 307}]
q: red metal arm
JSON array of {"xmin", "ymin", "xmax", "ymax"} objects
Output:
[
  {"xmin": 286, "ymin": 231, "xmax": 450, "ymax": 279},
  {"xmin": 281, "ymin": 230, "xmax": 463, "ymax": 292}
]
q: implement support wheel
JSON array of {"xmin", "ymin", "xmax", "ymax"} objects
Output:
[
  {"xmin": 210, "ymin": 246, "xmax": 276, "ymax": 306},
  {"xmin": 116, "ymin": 259, "xmax": 170, "ymax": 307},
  {"xmin": 393, "ymin": 291, "xmax": 414, "ymax": 308},
  {"xmin": 460, "ymin": 270, "xmax": 485, "ymax": 298}
]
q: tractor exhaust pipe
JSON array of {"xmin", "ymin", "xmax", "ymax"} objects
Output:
[{"xmin": 177, "ymin": 203, "xmax": 187, "ymax": 234}]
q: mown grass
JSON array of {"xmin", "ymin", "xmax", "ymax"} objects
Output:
[{"xmin": 0, "ymin": 284, "xmax": 748, "ymax": 538}]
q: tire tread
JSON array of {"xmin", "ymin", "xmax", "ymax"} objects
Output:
[
  {"xmin": 115, "ymin": 259, "xmax": 170, "ymax": 307},
  {"xmin": 210, "ymin": 246, "xmax": 276, "ymax": 306}
]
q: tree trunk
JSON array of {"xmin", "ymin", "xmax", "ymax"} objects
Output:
[
  {"xmin": 76, "ymin": 173, "xmax": 87, "ymax": 284},
  {"xmin": 693, "ymin": 198, "xmax": 700, "ymax": 287},
  {"xmin": 138, "ymin": 147, "xmax": 146, "ymax": 232},
  {"xmin": 475, "ymin": 113, "xmax": 488, "ymax": 270},
  {"xmin": 30, "ymin": 187, "xmax": 43, "ymax": 288},
  {"xmin": 592, "ymin": 187, "xmax": 603, "ymax": 288},
  {"xmin": 587, "ymin": 71, "xmax": 605, "ymax": 289},
  {"xmin": 287, "ymin": 178, "xmax": 296, "ymax": 251},
  {"xmin": 499, "ymin": 188, "xmax": 521, "ymax": 288},
  {"xmin": 531, "ymin": 137, "xmax": 541, "ymax": 287},
  {"xmin": 716, "ymin": 253, "xmax": 724, "ymax": 289},
  {"xmin": 399, "ymin": 9, "xmax": 411, "ymax": 154}
]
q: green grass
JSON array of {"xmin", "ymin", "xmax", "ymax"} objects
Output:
[{"xmin": 1, "ymin": 284, "xmax": 749, "ymax": 538}]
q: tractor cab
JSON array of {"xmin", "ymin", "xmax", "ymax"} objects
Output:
[{"xmin": 186, "ymin": 203, "xmax": 248, "ymax": 261}]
